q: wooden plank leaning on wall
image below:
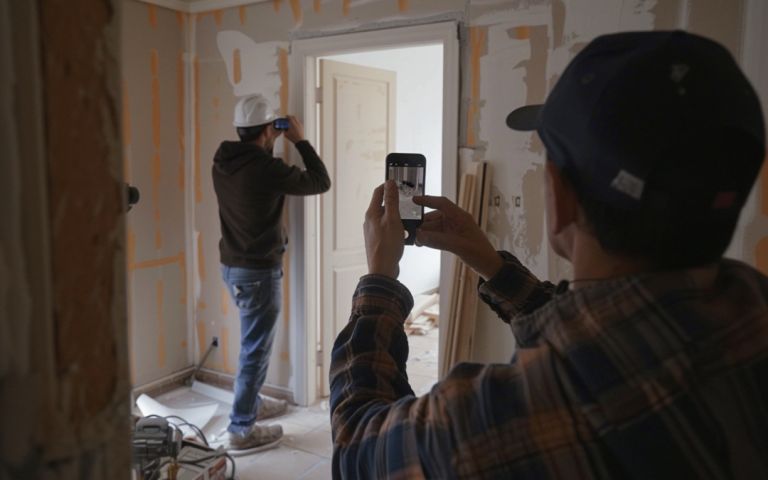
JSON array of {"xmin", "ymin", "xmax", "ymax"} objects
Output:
[{"xmin": 440, "ymin": 162, "xmax": 492, "ymax": 378}]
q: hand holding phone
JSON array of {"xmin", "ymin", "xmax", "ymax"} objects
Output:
[
  {"xmin": 273, "ymin": 118, "xmax": 290, "ymax": 130},
  {"xmin": 282, "ymin": 115, "xmax": 305, "ymax": 143},
  {"xmin": 385, "ymin": 153, "xmax": 426, "ymax": 245},
  {"xmin": 363, "ymin": 181, "xmax": 405, "ymax": 279}
]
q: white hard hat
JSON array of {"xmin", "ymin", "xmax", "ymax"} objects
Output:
[{"xmin": 233, "ymin": 94, "xmax": 276, "ymax": 127}]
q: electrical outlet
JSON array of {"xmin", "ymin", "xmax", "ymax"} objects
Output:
[{"xmin": 211, "ymin": 336, "xmax": 219, "ymax": 347}]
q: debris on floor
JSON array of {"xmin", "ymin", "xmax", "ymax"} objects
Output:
[
  {"xmin": 406, "ymin": 293, "xmax": 439, "ymax": 335},
  {"xmin": 405, "ymin": 314, "xmax": 438, "ymax": 336}
]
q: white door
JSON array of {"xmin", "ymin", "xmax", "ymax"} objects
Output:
[{"xmin": 318, "ymin": 59, "xmax": 396, "ymax": 396}]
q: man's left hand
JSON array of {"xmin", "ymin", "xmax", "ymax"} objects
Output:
[
  {"xmin": 284, "ymin": 115, "xmax": 305, "ymax": 143},
  {"xmin": 364, "ymin": 181, "xmax": 404, "ymax": 279}
]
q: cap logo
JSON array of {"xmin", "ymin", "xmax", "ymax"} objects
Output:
[
  {"xmin": 610, "ymin": 170, "xmax": 645, "ymax": 200},
  {"xmin": 670, "ymin": 64, "xmax": 690, "ymax": 83}
]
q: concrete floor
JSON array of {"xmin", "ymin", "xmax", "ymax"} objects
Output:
[{"xmin": 148, "ymin": 326, "xmax": 437, "ymax": 479}]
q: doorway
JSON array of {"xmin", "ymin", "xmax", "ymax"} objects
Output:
[{"xmin": 290, "ymin": 23, "xmax": 459, "ymax": 405}]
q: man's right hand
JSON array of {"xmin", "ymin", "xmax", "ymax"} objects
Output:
[
  {"xmin": 284, "ymin": 115, "xmax": 305, "ymax": 144},
  {"xmin": 413, "ymin": 195, "xmax": 503, "ymax": 280}
]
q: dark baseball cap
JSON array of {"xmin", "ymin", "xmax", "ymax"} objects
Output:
[{"xmin": 506, "ymin": 30, "xmax": 766, "ymax": 212}]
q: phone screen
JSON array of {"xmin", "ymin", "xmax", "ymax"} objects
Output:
[
  {"xmin": 273, "ymin": 118, "xmax": 290, "ymax": 130},
  {"xmin": 388, "ymin": 165, "xmax": 425, "ymax": 220}
]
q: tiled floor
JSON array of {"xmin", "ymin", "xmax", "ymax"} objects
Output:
[
  {"xmin": 152, "ymin": 387, "xmax": 333, "ymax": 479},
  {"xmin": 406, "ymin": 325, "xmax": 439, "ymax": 396},
  {"xmin": 148, "ymin": 327, "xmax": 437, "ymax": 479}
]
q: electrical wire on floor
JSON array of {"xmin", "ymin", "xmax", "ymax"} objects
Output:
[{"xmin": 136, "ymin": 414, "xmax": 236, "ymax": 480}]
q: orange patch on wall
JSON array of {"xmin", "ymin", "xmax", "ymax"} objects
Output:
[
  {"xmin": 178, "ymin": 254, "xmax": 188, "ymax": 305},
  {"xmin": 756, "ymin": 237, "xmax": 768, "ymax": 274},
  {"xmin": 151, "ymin": 49, "xmax": 161, "ymax": 150},
  {"xmin": 152, "ymin": 152, "xmax": 161, "ymax": 221},
  {"xmin": 221, "ymin": 327, "xmax": 234, "ymax": 374},
  {"xmin": 150, "ymin": 46, "xmax": 162, "ymax": 245},
  {"xmin": 180, "ymin": 340, "xmax": 188, "ymax": 348},
  {"xmin": 278, "ymin": 48, "xmax": 289, "ymax": 115},
  {"xmin": 197, "ymin": 233, "xmax": 206, "ymax": 282},
  {"xmin": 220, "ymin": 286, "xmax": 230, "ymax": 315},
  {"xmin": 273, "ymin": 0, "xmax": 282, "ymax": 13},
  {"xmin": 194, "ymin": 56, "xmax": 202, "ymax": 203},
  {"xmin": 196, "ymin": 321, "xmax": 207, "ymax": 357},
  {"xmin": 127, "ymin": 229, "xmax": 136, "ymax": 265},
  {"xmin": 197, "ymin": 299, "xmax": 207, "ymax": 310},
  {"xmin": 148, "ymin": 4, "xmax": 158, "ymax": 28},
  {"xmin": 233, "ymin": 48, "xmax": 242, "ymax": 85},
  {"xmin": 467, "ymin": 26, "xmax": 488, "ymax": 147},
  {"xmin": 157, "ymin": 280, "xmax": 166, "ymax": 368},
  {"xmin": 313, "ymin": 0, "xmax": 321, "ymax": 12},
  {"xmin": 130, "ymin": 251, "xmax": 185, "ymax": 271},
  {"xmin": 289, "ymin": 0, "xmax": 303, "ymax": 25},
  {"xmin": 343, "ymin": 0, "xmax": 350, "ymax": 16},
  {"xmin": 513, "ymin": 25, "xmax": 531, "ymax": 39},
  {"xmin": 176, "ymin": 11, "xmax": 186, "ymax": 29},
  {"xmin": 213, "ymin": 9, "xmax": 223, "ymax": 26},
  {"xmin": 239, "ymin": 6, "xmax": 247, "ymax": 25},
  {"xmin": 152, "ymin": 149, "xmax": 162, "ymax": 250},
  {"xmin": 177, "ymin": 51, "xmax": 186, "ymax": 191},
  {"xmin": 398, "ymin": 0, "xmax": 410, "ymax": 12}
]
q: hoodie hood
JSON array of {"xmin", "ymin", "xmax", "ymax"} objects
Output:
[{"xmin": 213, "ymin": 140, "xmax": 269, "ymax": 175}]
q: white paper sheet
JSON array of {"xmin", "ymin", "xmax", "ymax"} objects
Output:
[{"xmin": 136, "ymin": 393, "xmax": 218, "ymax": 438}]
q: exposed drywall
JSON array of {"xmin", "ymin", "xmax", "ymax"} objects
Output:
[
  {"xmin": 122, "ymin": 1, "xmax": 190, "ymax": 387},
  {"xmin": 121, "ymin": 0, "xmax": 767, "ymax": 393}
]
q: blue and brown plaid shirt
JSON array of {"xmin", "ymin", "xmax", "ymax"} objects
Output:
[{"xmin": 330, "ymin": 251, "xmax": 768, "ymax": 479}]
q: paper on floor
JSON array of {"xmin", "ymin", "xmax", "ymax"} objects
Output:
[{"xmin": 136, "ymin": 393, "xmax": 218, "ymax": 438}]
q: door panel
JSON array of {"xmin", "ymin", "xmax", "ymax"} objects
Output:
[{"xmin": 319, "ymin": 59, "xmax": 396, "ymax": 396}]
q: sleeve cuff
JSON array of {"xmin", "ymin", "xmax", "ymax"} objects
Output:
[
  {"xmin": 477, "ymin": 251, "xmax": 543, "ymax": 322},
  {"xmin": 352, "ymin": 274, "xmax": 414, "ymax": 322}
]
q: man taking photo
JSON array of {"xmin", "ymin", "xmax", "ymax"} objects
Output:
[
  {"xmin": 213, "ymin": 94, "xmax": 330, "ymax": 451},
  {"xmin": 330, "ymin": 31, "xmax": 767, "ymax": 478}
]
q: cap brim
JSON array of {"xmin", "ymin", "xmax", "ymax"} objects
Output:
[{"xmin": 506, "ymin": 105, "xmax": 543, "ymax": 131}]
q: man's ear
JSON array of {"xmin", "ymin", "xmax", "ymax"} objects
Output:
[{"xmin": 545, "ymin": 162, "xmax": 580, "ymax": 235}]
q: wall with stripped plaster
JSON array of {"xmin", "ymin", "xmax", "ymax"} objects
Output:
[
  {"xmin": 124, "ymin": 0, "xmax": 767, "ymax": 391},
  {"xmin": 122, "ymin": 2, "xmax": 191, "ymax": 386}
]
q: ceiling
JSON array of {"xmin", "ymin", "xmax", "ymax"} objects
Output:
[{"xmin": 137, "ymin": 0, "xmax": 270, "ymax": 13}]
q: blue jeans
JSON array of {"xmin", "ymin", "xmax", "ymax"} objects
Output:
[{"xmin": 221, "ymin": 265, "xmax": 283, "ymax": 435}]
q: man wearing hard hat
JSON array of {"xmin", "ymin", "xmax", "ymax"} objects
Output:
[{"xmin": 213, "ymin": 94, "xmax": 331, "ymax": 451}]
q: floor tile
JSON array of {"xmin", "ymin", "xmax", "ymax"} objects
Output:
[
  {"xmin": 298, "ymin": 460, "xmax": 332, "ymax": 480},
  {"xmin": 283, "ymin": 426, "xmax": 334, "ymax": 458},
  {"xmin": 235, "ymin": 447, "xmax": 327, "ymax": 479}
]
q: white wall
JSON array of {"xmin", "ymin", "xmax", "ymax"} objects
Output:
[{"xmin": 327, "ymin": 44, "xmax": 444, "ymax": 295}]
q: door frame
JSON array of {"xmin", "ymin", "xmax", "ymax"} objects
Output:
[{"xmin": 290, "ymin": 22, "xmax": 460, "ymax": 406}]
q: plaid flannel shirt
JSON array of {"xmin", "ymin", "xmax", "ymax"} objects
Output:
[{"xmin": 330, "ymin": 251, "xmax": 768, "ymax": 479}]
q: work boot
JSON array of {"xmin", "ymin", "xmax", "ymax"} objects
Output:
[
  {"xmin": 227, "ymin": 424, "xmax": 283, "ymax": 452},
  {"xmin": 256, "ymin": 395, "xmax": 288, "ymax": 420}
]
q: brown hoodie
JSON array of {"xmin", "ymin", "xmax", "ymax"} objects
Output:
[{"xmin": 212, "ymin": 140, "xmax": 330, "ymax": 268}]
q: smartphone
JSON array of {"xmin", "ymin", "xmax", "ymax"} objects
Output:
[
  {"xmin": 385, "ymin": 153, "xmax": 426, "ymax": 245},
  {"xmin": 273, "ymin": 118, "xmax": 290, "ymax": 130}
]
